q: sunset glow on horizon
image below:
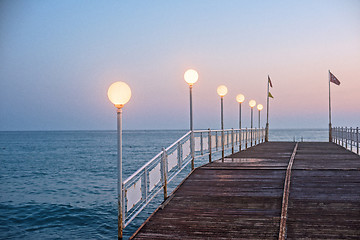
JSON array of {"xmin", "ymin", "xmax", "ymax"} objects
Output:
[{"xmin": 0, "ymin": 0, "xmax": 359, "ymax": 130}]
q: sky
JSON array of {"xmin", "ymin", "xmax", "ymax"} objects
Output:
[{"xmin": 1, "ymin": 0, "xmax": 359, "ymax": 131}]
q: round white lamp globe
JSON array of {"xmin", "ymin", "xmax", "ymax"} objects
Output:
[
  {"xmin": 217, "ymin": 85, "xmax": 228, "ymax": 97},
  {"xmin": 236, "ymin": 94, "xmax": 245, "ymax": 103},
  {"xmin": 184, "ymin": 69, "xmax": 199, "ymax": 86},
  {"xmin": 107, "ymin": 81, "xmax": 132, "ymax": 108},
  {"xmin": 249, "ymin": 100, "xmax": 256, "ymax": 108}
]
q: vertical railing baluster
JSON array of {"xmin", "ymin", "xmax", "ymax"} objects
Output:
[
  {"xmin": 239, "ymin": 129, "xmax": 242, "ymax": 151},
  {"xmin": 208, "ymin": 128, "xmax": 212, "ymax": 163},
  {"xmin": 215, "ymin": 131, "xmax": 218, "ymax": 151},
  {"xmin": 254, "ymin": 128, "xmax": 256, "ymax": 145},
  {"xmin": 143, "ymin": 168, "xmax": 148, "ymax": 202},
  {"xmin": 235, "ymin": 129, "xmax": 238, "ymax": 151},
  {"xmin": 263, "ymin": 128, "xmax": 265, "ymax": 142},
  {"xmin": 341, "ymin": 127, "xmax": 344, "ymax": 147},
  {"xmin": 200, "ymin": 132, "xmax": 203, "ymax": 155},
  {"xmin": 346, "ymin": 127, "xmax": 348, "ymax": 149},
  {"xmin": 245, "ymin": 127, "xmax": 248, "ymax": 149},
  {"xmin": 345, "ymin": 127, "xmax": 349, "ymax": 149},
  {"xmin": 161, "ymin": 148, "xmax": 168, "ymax": 201},
  {"xmin": 357, "ymin": 127, "xmax": 359, "ymax": 155},
  {"xmin": 221, "ymin": 129, "xmax": 224, "ymax": 161},
  {"xmin": 177, "ymin": 141, "xmax": 181, "ymax": 168},
  {"xmin": 227, "ymin": 130, "xmax": 229, "ymax": 148},
  {"xmin": 350, "ymin": 127, "xmax": 353, "ymax": 152},
  {"xmin": 335, "ymin": 127, "xmax": 338, "ymax": 144},
  {"xmin": 231, "ymin": 128, "xmax": 234, "ymax": 154}
]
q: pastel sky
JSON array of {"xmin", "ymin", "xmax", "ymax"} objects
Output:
[{"xmin": 1, "ymin": 0, "xmax": 359, "ymax": 131}]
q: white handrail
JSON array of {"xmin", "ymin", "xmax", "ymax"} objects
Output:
[
  {"xmin": 122, "ymin": 127, "xmax": 266, "ymax": 229},
  {"xmin": 332, "ymin": 126, "xmax": 359, "ymax": 155}
]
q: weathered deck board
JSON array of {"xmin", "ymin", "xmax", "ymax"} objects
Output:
[
  {"xmin": 131, "ymin": 142, "xmax": 360, "ymax": 239},
  {"xmin": 287, "ymin": 142, "xmax": 360, "ymax": 239}
]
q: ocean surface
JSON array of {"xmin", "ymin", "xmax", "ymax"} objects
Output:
[{"xmin": 0, "ymin": 129, "xmax": 328, "ymax": 239}]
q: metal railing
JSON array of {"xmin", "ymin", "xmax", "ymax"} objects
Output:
[
  {"xmin": 332, "ymin": 127, "xmax": 359, "ymax": 155},
  {"xmin": 122, "ymin": 127, "xmax": 265, "ymax": 229}
]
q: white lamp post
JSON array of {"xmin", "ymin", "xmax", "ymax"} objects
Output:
[
  {"xmin": 107, "ymin": 81, "xmax": 132, "ymax": 240},
  {"xmin": 249, "ymin": 99, "xmax": 256, "ymax": 146},
  {"xmin": 217, "ymin": 85, "xmax": 228, "ymax": 160},
  {"xmin": 184, "ymin": 69, "xmax": 198, "ymax": 170},
  {"xmin": 236, "ymin": 94, "xmax": 245, "ymax": 129},
  {"xmin": 257, "ymin": 104, "xmax": 263, "ymax": 129}
]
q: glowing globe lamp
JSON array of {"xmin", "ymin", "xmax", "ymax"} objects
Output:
[
  {"xmin": 249, "ymin": 100, "xmax": 256, "ymax": 108},
  {"xmin": 217, "ymin": 85, "xmax": 228, "ymax": 97},
  {"xmin": 107, "ymin": 82, "xmax": 132, "ymax": 108},
  {"xmin": 184, "ymin": 69, "xmax": 199, "ymax": 86},
  {"xmin": 236, "ymin": 94, "xmax": 245, "ymax": 103},
  {"xmin": 257, "ymin": 104, "xmax": 263, "ymax": 111}
]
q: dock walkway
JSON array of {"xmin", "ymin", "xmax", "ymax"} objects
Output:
[{"xmin": 131, "ymin": 142, "xmax": 360, "ymax": 239}]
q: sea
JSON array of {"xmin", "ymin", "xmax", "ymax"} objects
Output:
[{"xmin": 0, "ymin": 129, "xmax": 328, "ymax": 239}]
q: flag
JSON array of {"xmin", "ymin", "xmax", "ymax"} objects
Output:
[
  {"xmin": 268, "ymin": 75, "xmax": 273, "ymax": 88},
  {"xmin": 268, "ymin": 92, "xmax": 274, "ymax": 98},
  {"xmin": 329, "ymin": 71, "xmax": 340, "ymax": 85}
]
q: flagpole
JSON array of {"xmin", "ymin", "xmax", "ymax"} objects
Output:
[
  {"xmin": 265, "ymin": 75, "xmax": 269, "ymax": 142},
  {"xmin": 328, "ymin": 70, "xmax": 332, "ymax": 142}
]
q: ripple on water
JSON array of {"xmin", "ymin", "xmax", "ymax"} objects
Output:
[{"xmin": 0, "ymin": 202, "xmax": 117, "ymax": 239}]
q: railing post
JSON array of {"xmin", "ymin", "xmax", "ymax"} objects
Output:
[
  {"xmin": 208, "ymin": 128, "xmax": 212, "ymax": 163},
  {"xmin": 263, "ymin": 128, "xmax": 269, "ymax": 142},
  {"xmin": 350, "ymin": 127, "xmax": 353, "ymax": 152},
  {"xmin": 239, "ymin": 129, "xmax": 242, "ymax": 151},
  {"xmin": 215, "ymin": 131, "xmax": 218, "ymax": 151},
  {"xmin": 254, "ymin": 128, "xmax": 257, "ymax": 145},
  {"xmin": 345, "ymin": 127, "xmax": 348, "ymax": 149},
  {"xmin": 221, "ymin": 129, "xmax": 224, "ymax": 161},
  {"xmin": 335, "ymin": 128, "xmax": 338, "ymax": 143},
  {"xmin": 200, "ymin": 132, "xmax": 203, "ymax": 155},
  {"xmin": 235, "ymin": 129, "xmax": 238, "ymax": 151},
  {"xmin": 161, "ymin": 148, "xmax": 168, "ymax": 201},
  {"xmin": 177, "ymin": 141, "xmax": 181, "ymax": 168},
  {"xmin": 143, "ymin": 168, "xmax": 148, "ymax": 202},
  {"xmin": 335, "ymin": 127, "xmax": 338, "ymax": 144},
  {"xmin": 341, "ymin": 127, "xmax": 344, "ymax": 147},
  {"xmin": 250, "ymin": 128, "xmax": 253, "ymax": 147},
  {"xmin": 357, "ymin": 127, "xmax": 359, "ymax": 155},
  {"xmin": 231, "ymin": 128, "xmax": 234, "ymax": 154},
  {"xmin": 245, "ymin": 128, "xmax": 248, "ymax": 149},
  {"xmin": 191, "ymin": 131, "xmax": 195, "ymax": 170}
]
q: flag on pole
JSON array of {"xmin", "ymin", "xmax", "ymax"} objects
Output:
[
  {"xmin": 268, "ymin": 75, "xmax": 273, "ymax": 88},
  {"xmin": 268, "ymin": 92, "xmax": 274, "ymax": 98},
  {"xmin": 329, "ymin": 71, "xmax": 340, "ymax": 85}
]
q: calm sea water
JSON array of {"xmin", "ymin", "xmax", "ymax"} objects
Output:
[{"xmin": 0, "ymin": 129, "xmax": 327, "ymax": 239}]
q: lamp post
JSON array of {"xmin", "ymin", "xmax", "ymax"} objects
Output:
[
  {"xmin": 107, "ymin": 81, "xmax": 132, "ymax": 240},
  {"xmin": 184, "ymin": 69, "xmax": 198, "ymax": 170},
  {"xmin": 236, "ymin": 94, "xmax": 245, "ymax": 129},
  {"xmin": 217, "ymin": 85, "xmax": 228, "ymax": 160},
  {"xmin": 249, "ymin": 99, "xmax": 256, "ymax": 146},
  {"xmin": 257, "ymin": 104, "xmax": 263, "ymax": 129}
]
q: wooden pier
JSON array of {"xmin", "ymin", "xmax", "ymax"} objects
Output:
[{"xmin": 131, "ymin": 142, "xmax": 360, "ymax": 239}]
